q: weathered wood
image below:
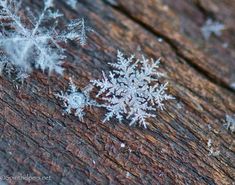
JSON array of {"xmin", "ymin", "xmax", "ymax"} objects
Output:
[{"xmin": 0, "ymin": 0, "xmax": 234, "ymax": 184}]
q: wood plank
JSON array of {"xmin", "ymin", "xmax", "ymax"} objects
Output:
[{"xmin": 0, "ymin": 0, "xmax": 234, "ymax": 184}]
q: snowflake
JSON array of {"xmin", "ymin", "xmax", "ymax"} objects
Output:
[
  {"xmin": 201, "ymin": 19, "xmax": 224, "ymax": 40},
  {"xmin": 225, "ymin": 114, "xmax": 235, "ymax": 133},
  {"xmin": 0, "ymin": 0, "xmax": 93, "ymax": 79},
  {"xmin": 92, "ymin": 50, "xmax": 174, "ymax": 128},
  {"xmin": 55, "ymin": 78, "xmax": 98, "ymax": 121}
]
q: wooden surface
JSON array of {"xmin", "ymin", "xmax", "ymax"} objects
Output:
[{"xmin": 0, "ymin": 0, "xmax": 235, "ymax": 184}]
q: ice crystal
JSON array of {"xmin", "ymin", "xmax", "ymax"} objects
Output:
[
  {"xmin": 0, "ymin": 0, "xmax": 92, "ymax": 79},
  {"xmin": 92, "ymin": 50, "xmax": 174, "ymax": 128},
  {"xmin": 201, "ymin": 19, "xmax": 224, "ymax": 40},
  {"xmin": 55, "ymin": 78, "xmax": 98, "ymax": 121}
]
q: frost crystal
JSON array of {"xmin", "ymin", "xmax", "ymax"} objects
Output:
[
  {"xmin": 55, "ymin": 78, "xmax": 97, "ymax": 121},
  {"xmin": 92, "ymin": 51, "xmax": 174, "ymax": 128},
  {"xmin": 0, "ymin": 0, "xmax": 92, "ymax": 78},
  {"xmin": 201, "ymin": 19, "xmax": 224, "ymax": 40}
]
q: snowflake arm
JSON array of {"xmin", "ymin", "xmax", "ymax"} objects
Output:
[{"xmin": 64, "ymin": 18, "xmax": 94, "ymax": 46}]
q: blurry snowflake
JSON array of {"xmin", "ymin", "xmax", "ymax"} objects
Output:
[
  {"xmin": 55, "ymin": 78, "xmax": 98, "ymax": 121},
  {"xmin": 92, "ymin": 50, "xmax": 174, "ymax": 128},
  {"xmin": 201, "ymin": 19, "xmax": 224, "ymax": 40},
  {"xmin": 0, "ymin": 0, "xmax": 93, "ymax": 79},
  {"xmin": 225, "ymin": 114, "xmax": 235, "ymax": 133}
]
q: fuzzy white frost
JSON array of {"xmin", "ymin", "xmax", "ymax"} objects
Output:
[
  {"xmin": 55, "ymin": 78, "xmax": 97, "ymax": 121},
  {"xmin": 92, "ymin": 51, "xmax": 174, "ymax": 128},
  {"xmin": 0, "ymin": 0, "xmax": 92, "ymax": 78}
]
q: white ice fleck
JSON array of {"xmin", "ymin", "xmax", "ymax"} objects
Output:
[
  {"xmin": 222, "ymin": 42, "xmax": 228, "ymax": 48},
  {"xmin": 230, "ymin": 83, "xmax": 235, "ymax": 90},
  {"xmin": 207, "ymin": 139, "xmax": 212, "ymax": 148},
  {"xmin": 158, "ymin": 37, "xmax": 163, "ymax": 42},
  {"xmin": 66, "ymin": 0, "xmax": 77, "ymax": 9},
  {"xmin": 176, "ymin": 102, "xmax": 183, "ymax": 109},
  {"xmin": 207, "ymin": 139, "xmax": 220, "ymax": 157},
  {"xmin": 225, "ymin": 114, "xmax": 235, "ymax": 133}
]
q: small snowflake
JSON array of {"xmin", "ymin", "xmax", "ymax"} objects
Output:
[
  {"xmin": 55, "ymin": 78, "xmax": 97, "ymax": 121},
  {"xmin": 92, "ymin": 50, "xmax": 174, "ymax": 128},
  {"xmin": 201, "ymin": 19, "xmax": 224, "ymax": 40}
]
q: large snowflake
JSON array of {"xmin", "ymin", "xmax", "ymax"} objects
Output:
[
  {"xmin": 92, "ymin": 50, "xmax": 174, "ymax": 128},
  {"xmin": 0, "ymin": 0, "xmax": 92, "ymax": 79}
]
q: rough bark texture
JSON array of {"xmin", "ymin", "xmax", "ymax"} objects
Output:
[{"xmin": 0, "ymin": 0, "xmax": 235, "ymax": 184}]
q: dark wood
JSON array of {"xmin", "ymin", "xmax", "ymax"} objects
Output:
[{"xmin": 0, "ymin": 0, "xmax": 234, "ymax": 184}]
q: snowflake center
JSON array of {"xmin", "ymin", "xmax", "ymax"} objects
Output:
[{"xmin": 67, "ymin": 92, "xmax": 86, "ymax": 108}]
